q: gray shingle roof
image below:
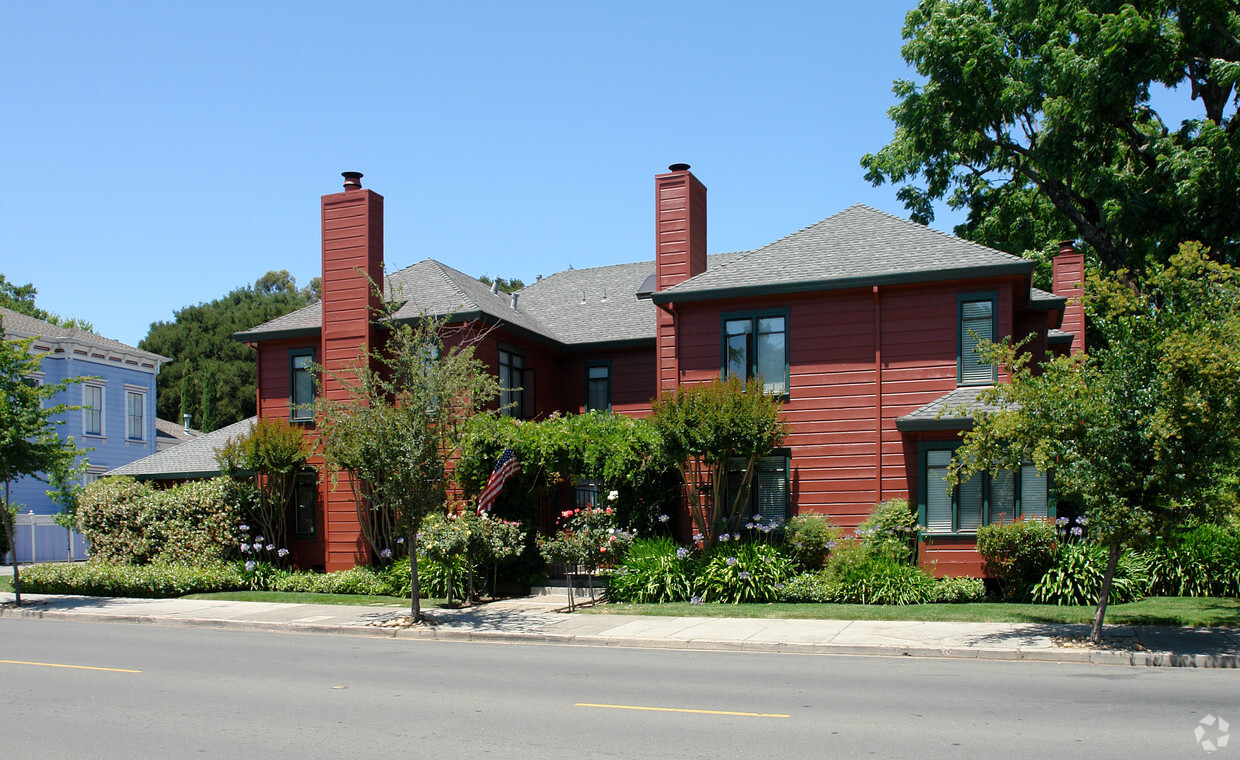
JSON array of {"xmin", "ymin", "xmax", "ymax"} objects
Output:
[
  {"xmin": 1029, "ymin": 286, "xmax": 1066, "ymax": 309},
  {"xmin": 386, "ymin": 259, "xmax": 553, "ymax": 339},
  {"xmin": 653, "ymin": 205, "xmax": 1033, "ymax": 303},
  {"xmin": 106, "ymin": 416, "xmax": 255, "ymax": 479},
  {"xmin": 155, "ymin": 417, "xmax": 202, "ymax": 443},
  {"xmin": 895, "ymin": 386, "xmax": 1006, "ymax": 432},
  {"xmin": 0, "ymin": 306, "xmax": 170, "ymax": 363}
]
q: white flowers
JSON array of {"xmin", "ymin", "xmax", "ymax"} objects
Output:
[{"xmin": 607, "ymin": 490, "xmax": 619, "ymax": 502}]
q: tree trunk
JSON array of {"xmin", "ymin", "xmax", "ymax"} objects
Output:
[
  {"xmin": 409, "ymin": 527, "xmax": 421, "ymax": 623},
  {"xmin": 3, "ymin": 483, "xmax": 19, "ymax": 606},
  {"xmin": 1090, "ymin": 543, "xmax": 1122, "ymax": 644}
]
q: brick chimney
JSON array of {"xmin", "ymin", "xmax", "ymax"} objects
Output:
[
  {"xmin": 654, "ymin": 164, "xmax": 707, "ymax": 392},
  {"xmin": 1052, "ymin": 239, "xmax": 1085, "ymax": 356},
  {"xmin": 320, "ymin": 171, "xmax": 383, "ymax": 570}
]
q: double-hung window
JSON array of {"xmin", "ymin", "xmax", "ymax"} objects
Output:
[
  {"xmin": 83, "ymin": 384, "xmax": 104, "ymax": 436},
  {"xmin": 290, "ymin": 349, "xmax": 315, "ymax": 422},
  {"xmin": 920, "ymin": 444, "xmax": 1051, "ymax": 534},
  {"xmin": 722, "ymin": 311, "xmax": 788, "ymax": 395},
  {"xmin": 726, "ymin": 451, "xmax": 791, "ymax": 523},
  {"xmin": 585, "ymin": 362, "xmax": 610, "ymax": 412},
  {"xmin": 126, "ymin": 390, "xmax": 145, "ymax": 441},
  {"xmin": 958, "ymin": 294, "xmax": 997, "ymax": 385},
  {"xmin": 292, "ymin": 473, "xmax": 318, "ymax": 539},
  {"xmin": 499, "ymin": 347, "xmax": 534, "ymax": 419}
]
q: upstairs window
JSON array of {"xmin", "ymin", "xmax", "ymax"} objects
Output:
[
  {"xmin": 921, "ymin": 444, "xmax": 1051, "ymax": 534},
  {"xmin": 126, "ymin": 390, "xmax": 145, "ymax": 441},
  {"xmin": 499, "ymin": 347, "xmax": 533, "ymax": 419},
  {"xmin": 959, "ymin": 295, "xmax": 997, "ymax": 385},
  {"xmin": 723, "ymin": 311, "xmax": 788, "ymax": 395},
  {"xmin": 585, "ymin": 363, "xmax": 610, "ymax": 412},
  {"xmin": 83, "ymin": 384, "xmax": 104, "ymax": 436},
  {"xmin": 290, "ymin": 350, "xmax": 315, "ymax": 422}
]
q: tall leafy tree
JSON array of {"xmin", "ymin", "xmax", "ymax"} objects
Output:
[
  {"xmin": 0, "ymin": 274, "xmax": 94, "ymax": 331},
  {"xmin": 139, "ymin": 271, "xmax": 315, "ymax": 431},
  {"xmin": 0, "ymin": 331, "xmax": 86, "ymax": 604},
  {"xmin": 953, "ymin": 245, "xmax": 1240, "ymax": 643},
  {"xmin": 317, "ymin": 315, "xmax": 500, "ymax": 623},
  {"xmin": 862, "ymin": 1, "xmax": 1240, "ymax": 277}
]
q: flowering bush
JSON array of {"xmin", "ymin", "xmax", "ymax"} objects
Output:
[
  {"xmin": 1032, "ymin": 539, "xmax": 1149, "ymax": 606},
  {"xmin": 693, "ymin": 542, "xmax": 794, "ymax": 603},
  {"xmin": 784, "ymin": 514, "xmax": 843, "ymax": 571},
  {"xmin": 854, "ymin": 499, "xmax": 920, "ymax": 564},
  {"xmin": 538, "ymin": 503, "xmax": 632, "ymax": 571},
  {"xmin": 606, "ymin": 537, "xmax": 697, "ymax": 603}
]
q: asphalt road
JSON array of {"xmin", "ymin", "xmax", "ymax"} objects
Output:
[{"xmin": 2, "ymin": 618, "xmax": 1236, "ymax": 759}]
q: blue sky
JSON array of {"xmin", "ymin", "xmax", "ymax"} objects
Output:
[{"xmin": 4, "ymin": 1, "xmax": 958, "ymax": 347}]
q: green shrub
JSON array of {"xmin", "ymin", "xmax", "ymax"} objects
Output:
[
  {"xmin": 20, "ymin": 561, "xmax": 246, "ymax": 597},
  {"xmin": 75, "ymin": 477, "xmax": 243, "ymax": 565},
  {"xmin": 976, "ymin": 518, "xmax": 1059, "ymax": 601},
  {"xmin": 779, "ymin": 571, "xmax": 843, "ymax": 602},
  {"xmin": 607, "ymin": 537, "xmax": 697, "ymax": 603},
  {"xmin": 856, "ymin": 499, "xmax": 919, "ymax": 564},
  {"xmin": 924, "ymin": 576, "xmax": 988, "ymax": 603},
  {"xmin": 784, "ymin": 514, "xmax": 843, "ymax": 571},
  {"xmin": 779, "ymin": 569, "xmax": 986, "ymax": 604},
  {"xmin": 694, "ymin": 542, "xmax": 794, "ymax": 603},
  {"xmin": 385, "ymin": 556, "xmax": 469, "ymax": 600},
  {"xmin": 1146, "ymin": 524, "xmax": 1240, "ymax": 597},
  {"xmin": 1032, "ymin": 542, "xmax": 1149, "ymax": 605},
  {"xmin": 268, "ymin": 566, "xmax": 392, "ymax": 596},
  {"xmin": 815, "ymin": 541, "xmax": 936, "ymax": 604}
]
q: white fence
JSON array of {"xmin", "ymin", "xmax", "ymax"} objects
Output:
[{"xmin": 2, "ymin": 512, "xmax": 89, "ymax": 564}]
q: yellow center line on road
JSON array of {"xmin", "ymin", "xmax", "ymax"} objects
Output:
[
  {"xmin": 575, "ymin": 703, "xmax": 789, "ymax": 719},
  {"xmin": 0, "ymin": 660, "xmax": 141, "ymax": 673}
]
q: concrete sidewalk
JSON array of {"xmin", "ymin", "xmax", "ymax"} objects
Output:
[{"xmin": 3, "ymin": 590, "xmax": 1239, "ymax": 668}]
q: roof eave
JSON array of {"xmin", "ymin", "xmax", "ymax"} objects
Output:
[
  {"xmin": 233, "ymin": 326, "xmax": 322, "ymax": 343},
  {"xmin": 650, "ymin": 263, "xmax": 1034, "ymax": 305},
  {"xmin": 895, "ymin": 416, "xmax": 975, "ymax": 433}
]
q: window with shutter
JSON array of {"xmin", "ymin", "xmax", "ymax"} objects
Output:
[
  {"xmin": 990, "ymin": 470, "xmax": 1016, "ymax": 524},
  {"xmin": 1020, "ymin": 465, "xmax": 1049, "ymax": 518},
  {"xmin": 959, "ymin": 297, "xmax": 996, "ymax": 385},
  {"xmin": 924, "ymin": 450, "xmax": 954, "ymax": 533},
  {"xmin": 921, "ymin": 445, "xmax": 1056, "ymax": 534},
  {"xmin": 726, "ymin": 452, "xmax": 790, "ymax": 523}
]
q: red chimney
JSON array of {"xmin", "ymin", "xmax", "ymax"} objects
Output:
[
  {"xmin": 1052, "ymin": 239, "xmax": 1085, "ymax": 355},
  {"xmin": 654, "ymin": 164, "xmax": 707, "ymax": 392},
  {"xmin": 320, "ymin": 171, "xmax": 383, "ymax": 570}
]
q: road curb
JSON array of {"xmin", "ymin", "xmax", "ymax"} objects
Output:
[{"xmin": 3, "ymin": 606, "xmax": 1235, "ymax": 667}]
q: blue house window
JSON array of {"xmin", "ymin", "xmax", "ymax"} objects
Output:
[
  {"xmin": 126, "ymin": 390, "xmax": 145, "ymax": 441},
  {"xmin": 83, "ymin": 384, "xmax": 104, "ymax": 437}
]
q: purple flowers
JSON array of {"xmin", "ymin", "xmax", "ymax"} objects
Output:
[
  {"xmin": 239, "ymin": 524, "xmax": 249, "ymax": 532},
  {"xmin": 719, "ymin": 534, "xmax": 731, "ymax": 543},
  {"xmin": 1070, "ymin": 526, "xmax": 1083, "ymax": 537},
  {"xmin": 244, "ymin": 561, "xmax": 256, "ymax": 572},
  {"xmin": 265, "ymin": 544, "xmax": 275, "ymax": 552},
  {"xmin": 1055, "ymin": 517, "xmax": 1070, "ymax": 527},
  {"xmin": 380, "ymin": 548, "xmax": 393, "ymax": 559},
  {"xmin": 725, "ymin": 556, "xmax": 738, "ymax": 566},
  {"xmin": 676, "ymin": 547, "xmax": 690, "ymax": 560},
  {"xmin": 737, "ymin": 571, "xmax": 751, "ymax": 580},
  {"xmin": 240, "ymin": 543, "xmax": 250, "ymax": 553},
  {"xmin": 689, "ymin": 596, "xmax": 704, "ymax": 605},
  {"xmin": 658, "ymin": 514, "xmax": 670, "ymax": 523},
  {"xmin": 277, "ymin": 548, "xmax": 289, "ymax": 558},
  {"xmin": 252, "ymin": 542, "xmax": 263, "ymax": 551},
  {"xmin": 692, "ymin": 532, "xmax": 704, "ymax": 542},
  {"xmin": 1076, "ymin": 516, "xmax": 1089, "ymax": 526}
]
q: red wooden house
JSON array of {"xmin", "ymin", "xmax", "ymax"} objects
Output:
[{"xmin": 236, "ymin": 166, "xmax": 1083, "ymax": 575}]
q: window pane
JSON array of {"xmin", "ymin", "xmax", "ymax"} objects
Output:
[
  {"xmin": 85, "ymin": 386, "xmax": 102, "ymax": 435},
  {"xmin": 958, "ymin": 474, "xmax": 984, "ymax": 531},
  {"xmin": 961, "ymin": 299, "xmax": 995, "ymax": 385},
  {"xmin": 757, "ymin": 330, "xmax": 785, "ymax": 394},
  {"xmin": 990, "ymin": 470, "xmax": 1015, "ymax": 524},
  {"xmin": 588, "ymin": 365, "xmax": 608, "ymax": 379},
  {"xmin": 725, "ymin": 319, "xmax": 751, "ymax": 336},
  {"xmin": 756, "ymin": 455, "xmax": 788, "ymax": 521},
  {"xmin": 294, "ymin": 478, "xmax": 317, "ymax": 537},
  {"xmin": 1021, "ymin": 465, "xmax": 1049, "ymax": 518},
  {"xmin": 925, "ymin": 462, "xmax": 953, "ymax": 533},
  {"xmin": 725, "ymin": 334, "xmax": 748, "ymax": 380},
  {"xmin": 757, "ymin": 317, "xmax": 784, "ymax": 334}
]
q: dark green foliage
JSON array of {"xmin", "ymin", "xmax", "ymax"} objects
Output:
[
  {"xmin": 779, "ymin": 570, "xmax": 986, "ymax": 605},
  {"xmin": 606, "ymin": 537, "xmax": 697, "ymax": 603},
  {"xmin": 924, "ymin": 576, "xmax": 988, "ymax": 604},
  {"xmin": 477, "ymin": 275, "xmax": 525, "ymax": 293},
  {"xmin": 139, "ymin": 270, "xmax": 315, "ymax": 431},
  {"xmin": 694, "ymin": 542, "xmax": 794, "ymax": 604},
  {"xmin": 74, "ymin": 477, "xmax": 243, "ymax": 565},
  {"xmin": 976, "ymin": 518, "xmax": 1060, "ymax": 601},
  {"xmin": 269, "ymin": 565, "xmax": 393, "ymax": 596},
  {"xmin": 0, "ymin": 274, "xmax": 93, "ymax": 330},
  {"xmin": 1032, "ymin": 543, "xmax": 1149, "ymax": 606},
  {"xmin": 817, "ymin": 542, "xmax": 937, "ymax": 605},
  {"xmin": 855, "ymin": 499, "xmax": 920, "ymax": 564},
  {"xmin": 384, "ymin": 557, "xmax": 469, "ymax": 600},
  {"xmin": 1146, "ymin": 524, "xmax": 1240, "ymax": 598},
  {"xmin": 784, "ymin": 514, "xmax": 843, "ymax": 571},
  {"xmin": 20, "ymin": 561, "xmax": 247, "ymax": 597},
  {"xmin": 862, "ymin": 1, "xmax": 1240, "ymax": 275}
]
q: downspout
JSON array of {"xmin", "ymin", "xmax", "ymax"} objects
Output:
[{"xmin": 873, "ymin": 285, "xmax": 882, "ymax": 502}]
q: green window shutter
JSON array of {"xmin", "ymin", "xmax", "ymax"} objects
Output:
[
  {"xmin": 960, "ymin": 299, "xmax": 994, "ymax": 385},
  {"xmin": 957, "ymin": 472, "xmax": 985, "ymax": 532},
  {"xmin": 924, "ymin": 450, "xmax": 953, "ymax": 533},
  {"xmin": 1020, "ymin": 465, "xmax": 1049, "ymax": 518},
  {"xmin": 756, "ymin": 455, "xmax": 789, "ymax": 521},
  {"xmin": 989, "ymin": 470, "xmax": 1015, "ymax": 524}
]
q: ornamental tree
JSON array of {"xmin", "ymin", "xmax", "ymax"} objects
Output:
[
  {"xmin": 216, "ymin": 416, "xmax": 309, "ymax": 554},
  {"xmin": 953, "ymin": 245, "xmax": 1240, "ymax": 642},
  {"xmin": 316, "ymin": 315, "xmax": 499, "ymax": 623},
  {"xmin": 862, "ymin": 1, "xmax": 1240, "ymax": 277},
  {"xmin": 0, "ymin": 330, "xmax": 87, "ymax": 605},
  {"xmin": 650, "ymin": 377, "xmax": 787, "ymax": 546}
]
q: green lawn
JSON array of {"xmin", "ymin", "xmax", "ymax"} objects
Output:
[
  {"xmin": 0, "ymin": 575, "xmax": 12, "ymax": 594},
  {"xmin": 183, "ymin": 590, "xmax": 449, "ymax": 607},
  {"xmin": 586, "ymin": 597, "xmax": 1240, "ymax": 628}
]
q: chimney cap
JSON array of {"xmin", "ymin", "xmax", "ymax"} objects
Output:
[
  {"xmin": 342, "ymin": 171, "xmax": 364, "ymax": 190},
  {"xmin": 668, "ymin": 163, "xmax": 691, "ymax": 172},
  {"xmin": 1058, "ymin": 239, "xmax": 1077, "ymax": 254}
]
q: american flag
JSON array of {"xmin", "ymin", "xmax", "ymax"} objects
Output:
[{"xmin": 477, "ymin": 449, "xmax": 520, "ymax": 514}]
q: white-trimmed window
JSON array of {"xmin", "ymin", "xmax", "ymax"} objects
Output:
[
  {"xmin": 83, "ymin": 384, "xmax": 104, "ymax": 437},
  {"xmin": 126, "ymin": 389, "xmax": 145, "ymax": 441}
]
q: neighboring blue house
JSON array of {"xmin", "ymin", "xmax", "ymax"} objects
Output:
[{"xmin": 1, "ymin": 306, "xmax": 170, "ymax": 563}]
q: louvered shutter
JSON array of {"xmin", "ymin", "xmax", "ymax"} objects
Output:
[
  {"xmin": 1020, "ymin": 465, "xmax": 1049, "ymax": 518},
  {"xmin": 960, "ymin": 300, "xmax": 995, "ymax": 384},
  {"xmin": 957, "ymin": 473, "xmax": 985, "ymax": 532},
  {"xmin": 756, "ymin": 455, "xmax": 789, "ymax": 521},
  {"xmin": 990, "ymin": 470, "xmax": 1015, "ymax": 524},
  {"xmin": 924, "ymin": 450, "xmax": 953, "ymax": 533}
]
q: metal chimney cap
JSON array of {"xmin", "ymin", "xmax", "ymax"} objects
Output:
[
  {"xmin": 342, "ymin": 171, "xmax": 364, "ymax": 190},
  {"xmin": 668, "ymin": 163, "xmax": 691, "ymax": 172}
]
